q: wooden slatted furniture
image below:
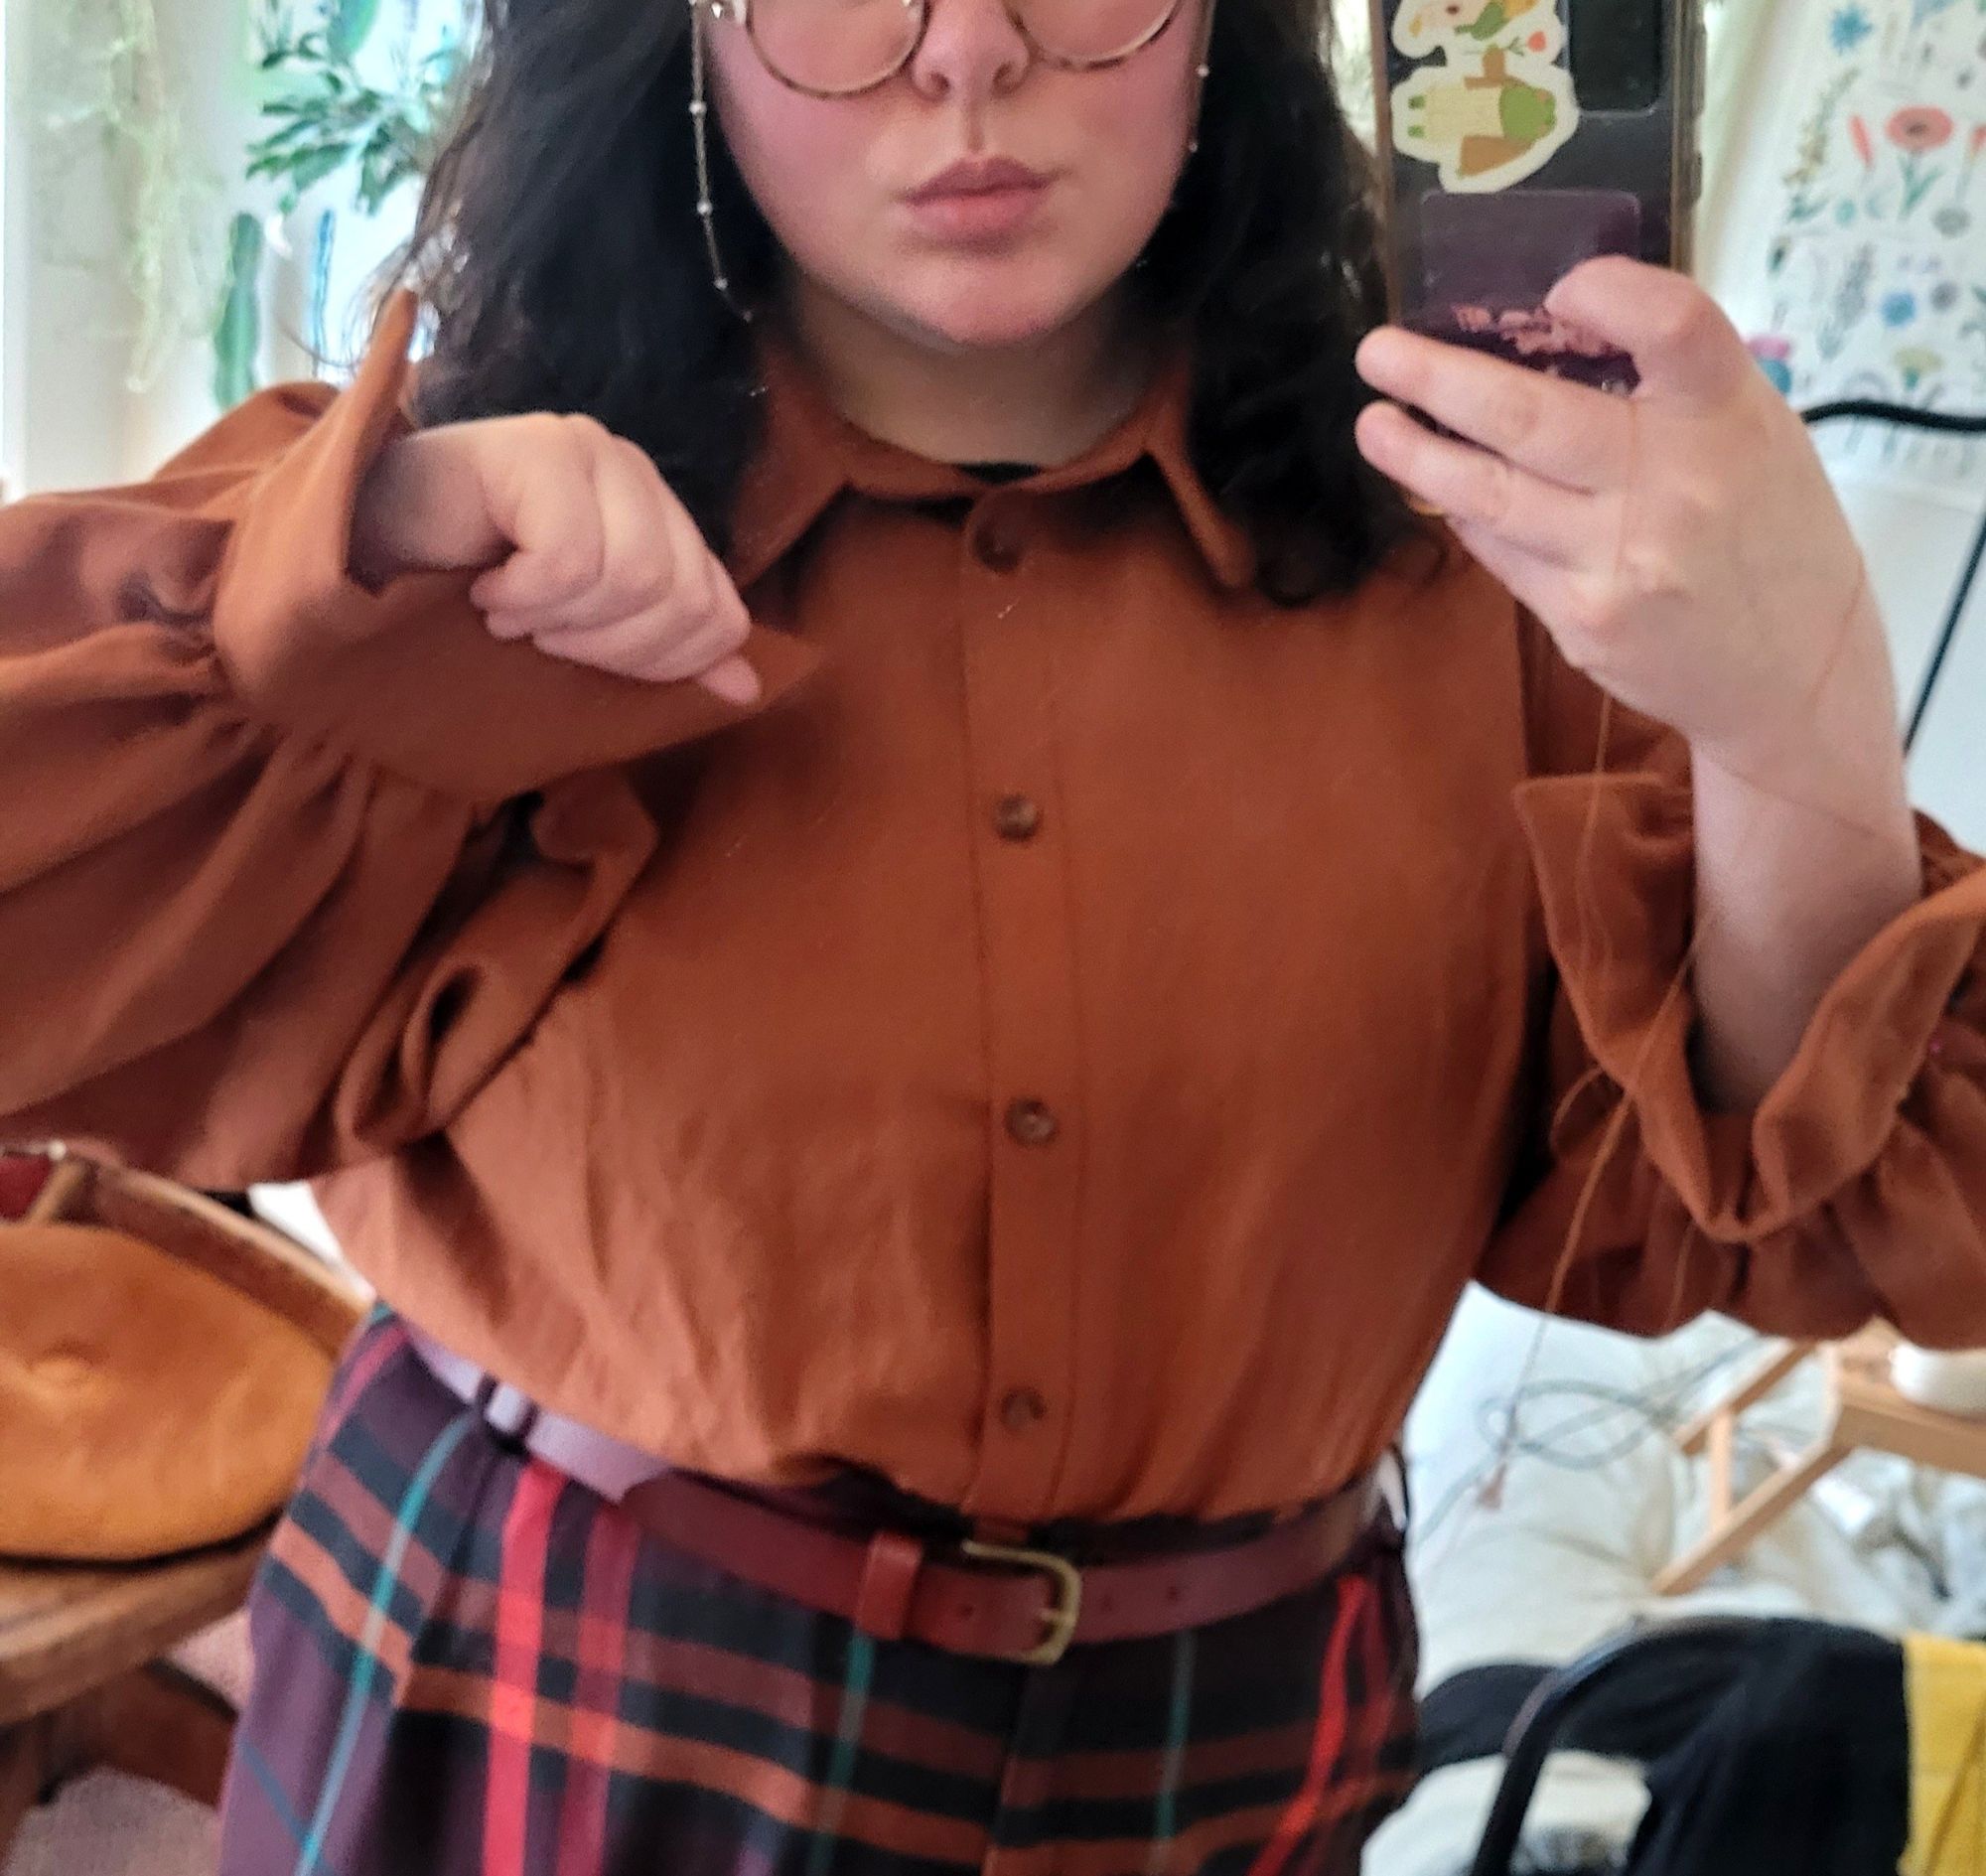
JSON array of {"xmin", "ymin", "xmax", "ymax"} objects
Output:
[
  {"xmin": 0, "ymin": 1149, "xmax": 366, "ymax": 1856},
  {"xmin": 1655, "ymin": 1325, "xmax": 1986, "ymax": 1596}
]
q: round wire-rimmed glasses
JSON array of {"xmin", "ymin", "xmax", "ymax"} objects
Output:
[{"xmin": 691, "ymin": 0, "xmax": 1192, "ymax": 98}]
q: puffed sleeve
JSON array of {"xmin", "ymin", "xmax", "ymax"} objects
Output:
[
  {"xmin": 0, "ymin": 291, "xmax": 822, "ymax": 1188},
  {"xmin": 1478, "ymin": 606, "xmax": 1986, "ymax": 1346}
]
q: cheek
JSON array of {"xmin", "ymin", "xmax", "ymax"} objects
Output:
[
  {"xmin": 708, "ymin": 53, "xmax": 869, "ymax": 244},
  {"xmin": 1073, "ymin": 62, "xmax": 1198, "ymax": 239}
]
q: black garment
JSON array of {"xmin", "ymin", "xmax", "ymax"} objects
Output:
[
  {"xmin": 1628, "ymin": 1621, "xmax": 1907, "ymax": 1876},
  {"xmin": 958, "ymin": 460, "xmax": 1042, "ymax": 483},
  {"xmin": 1423, "ymin": 1620, "xmax": 1910, "ymax": 1876}
]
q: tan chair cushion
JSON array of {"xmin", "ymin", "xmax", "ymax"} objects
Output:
[{"xmin": 0, "ymin": 1222, "xmax": 333, "ymax": 1561}]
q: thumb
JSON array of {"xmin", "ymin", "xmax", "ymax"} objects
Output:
[
  {"xmin": 1545, "ymin": 258, "xmax": 1754, "ymax": 404},
  {"xmin": 695, "ymin": 652, "xmax": 763, "ymax": 708}
]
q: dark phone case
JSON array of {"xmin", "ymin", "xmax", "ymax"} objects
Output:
[{"xmin": 1367, "ymin": 0, "xmax": 1708, "ymax": 390}]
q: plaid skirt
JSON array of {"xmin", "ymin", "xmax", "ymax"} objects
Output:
[{"xmin": 217, "ymin": 1312, "xmax": 1420, "ymax": 1876}]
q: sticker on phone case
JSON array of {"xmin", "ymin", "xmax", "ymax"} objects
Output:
[{"xmin": 1389, "ymin": 0, "xmax": 1579, "ymax": 196}]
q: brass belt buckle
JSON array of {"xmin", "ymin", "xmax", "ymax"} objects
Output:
[{"xmin": 959, "ymin": 1539, "xmax": 1083, "ymax": 1667}]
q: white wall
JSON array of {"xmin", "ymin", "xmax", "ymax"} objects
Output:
[{"xmin": 1, "ymin": 0, "xmax": 142, "ymax": 496}]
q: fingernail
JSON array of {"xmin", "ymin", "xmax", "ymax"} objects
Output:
[{"xmin": 707, "ymin": 662, "xmax": 761, "ymax": 707}]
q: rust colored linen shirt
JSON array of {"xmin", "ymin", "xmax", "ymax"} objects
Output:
[{"xmin": 3, "ymin": 291, "xmax": 1984, "ymax": 1525}]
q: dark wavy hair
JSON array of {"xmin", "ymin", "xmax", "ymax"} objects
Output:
[{"xmin": 394, "ymin": 0, "xmax": 1413, "ymax": 603}]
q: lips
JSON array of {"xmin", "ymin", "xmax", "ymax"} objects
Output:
[
  {"xmin": 901, "ymin": 156, "xmax": 1053, "ymax": 243},
  {"xmin": 908, "ymin": 157, "xmax": 1050, "ymax": 204}
]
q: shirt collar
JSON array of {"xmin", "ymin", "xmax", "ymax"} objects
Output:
[{"xmin": 726, "ymin": 329, "xmax": 1258, "ymax": 595}]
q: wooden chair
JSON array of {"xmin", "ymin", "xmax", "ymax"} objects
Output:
[
  {"xmin": 0, "ymin": 1149, "xmax": 367, "ymax": 1856},
  {"xmin": 1655, "ymin": 1326, "xmax": 1986, "ymax": 1596}
]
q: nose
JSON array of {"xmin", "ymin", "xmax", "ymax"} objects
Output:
[{"xmin": 905, "ymin": 0, "xmax": 1033, "ymax": 103}]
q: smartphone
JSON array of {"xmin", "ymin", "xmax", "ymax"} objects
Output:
[{"xmin": 1366, "ymin": 0, "xmax": 1708, "ymax": 392}]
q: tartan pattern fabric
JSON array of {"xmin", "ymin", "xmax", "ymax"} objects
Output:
[{"xmin": 218, "ymin": 1314, "xmax": 1420, "ymax": 1876}]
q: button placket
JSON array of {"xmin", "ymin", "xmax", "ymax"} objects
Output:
[{"xmin": 956, "ymin": 493, "xmax": 1084, "ymax": 1519}]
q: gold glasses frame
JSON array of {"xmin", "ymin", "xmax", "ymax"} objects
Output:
[{"xmin": 690, "ymin": 0, "xmax": 1194, "ymax": 99}]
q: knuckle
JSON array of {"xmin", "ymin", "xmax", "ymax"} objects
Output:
[
  {"xmin": 545, "ymin": 538, "xmax": 605, "ymax": 594},
  {"xmin": 1494, "ymin": 378, "xmax": 1546, "ymax": 452},
  {"xmin": 1617, "ymin": 535, "xmax": 1688, "ymax": 607},
  {"xmin": 1553, "ymin": 583, "xmax": 1617, "ymax": 659},
  {"xmin": 1468, "ymin": 455, "xmax": 1518, "ymax": 531},
  {"xmin": 611, "ymin": 433, "xmax": 662, "ymax": 481},
  {"xmin": 555, "ymin": 410, "xmax": 611, "ymax": 452},
  {"xmin": 516, "ymin": 410, "xmax": 580, "ymax": 459},
  {"xmin": 1654, "ymin": 291, "xmax": 1719, "ymax": 361},
  {"xmin": 603, "ymin": 549, "xmax": 674, "ymax": 613}
]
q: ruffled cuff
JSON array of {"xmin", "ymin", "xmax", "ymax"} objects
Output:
[
  {"xmin": 1513, "ymin": 770, "xmax": 1986, "ymax": 1242},
  {"xmin": 211, "ymin": 289, "xmax": 823, "ymax": 802}
]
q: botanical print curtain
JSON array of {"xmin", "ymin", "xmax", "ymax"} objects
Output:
[{"xmin": 1701, "ymin": 0, "xmax": 1985, "ymax": 488}]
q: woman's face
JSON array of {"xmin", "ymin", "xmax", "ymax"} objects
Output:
[{"xmin": 704, "ymin": 0, "xmax": 1209, "ymax": 352}]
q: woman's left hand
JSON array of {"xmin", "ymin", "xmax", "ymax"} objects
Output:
[{"xmin": 1351, "ymin": 257, "xmax": 1898, "ymax": 794}]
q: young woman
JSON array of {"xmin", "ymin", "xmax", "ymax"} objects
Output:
[{"xmin": 1, "ymin": 0, "xmax": 1982, "ymax": 1866}]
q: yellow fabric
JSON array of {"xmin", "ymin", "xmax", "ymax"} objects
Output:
[{"xmin": 1905, "ymin": 1633, "xmax": 1986, "ymax": 1876}]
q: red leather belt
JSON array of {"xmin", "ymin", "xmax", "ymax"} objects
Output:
[
  {"xmin": 410, "ymin": 1324, "xmax": 1389, "ymax": 1667},
  {"xmin": 618, "ymin": 1465, "xmax": 1387, "ymax": 1666}
]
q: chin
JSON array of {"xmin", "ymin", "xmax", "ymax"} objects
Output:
[{"xmin": 870, "ymin": 256, "xmax": 1124, "ymax": 355}]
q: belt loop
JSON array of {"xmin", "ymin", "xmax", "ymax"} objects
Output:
[
  {"xmin": 471, "ymin": 1372, "xmax": 542, "ymax": 1454},
  {"xmin": 852, "ymin": 1529, "xmax": 925, "ymax": 1643},
  {"xmin": 1379, "ymin": 1445, "xmax": 1411, "ymax": 1542}
]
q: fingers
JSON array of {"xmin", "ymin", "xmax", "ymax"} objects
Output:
[
  {"xmin": 695, "ymin": 654, "xmax": 764, "ymax": 707},
  {"xmin": 1353, "ymin": 402, "xmax": 1601, "ymax": 567},
  {"xmin": 1354, "ymin": 328, "xmax": 1631, "ymax": 494},
  {"xmin": 469, "ymin": 417, "xmax": 608, "ymax": 616},
  {"xmin": 1443, "ymin": 516, "xmax": 1581, "ymax": 632},
  {"xmin": 1544, "ymin": 259, "xmax": 1754, "ymax": 405},
  {"xmin": 470, "ymin": 416, "xmax": 758, "ymax": 699}
]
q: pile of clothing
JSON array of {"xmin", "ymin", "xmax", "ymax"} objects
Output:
[{"xmin": 1422, "ymin": 1618, "xmax": 1986, "ymax": 1875}]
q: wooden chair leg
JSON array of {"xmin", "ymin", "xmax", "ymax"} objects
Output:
[
  {"xmin": 0, "ymin": 1721, "xmax": 48, "ymax": 1862},
  {"xmin": 1653, "ymin": 1438, "xmax": 1849, "ymax": 1596},
  {"xmin": 5, "ymin": 1658, "xmax": 240, "ymax": 1832},
  {"xmin": 1704, "ymin": 1409, "xmax": 1736, "ymax": 1523},
  {"xmin": 60, "ymin": 1660, "xmax": 238, "ymax": 1806}
]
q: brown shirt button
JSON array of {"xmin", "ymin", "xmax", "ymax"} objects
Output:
[
  {"xmin": 1004, "ymin": 1098, "xmax": 1060, "ymax": 1146},
  {"xmin": 973, "ymin": 512, "xmax": 1025, "ymax": 574},
  {"xmin": 1000, "ymin": 1387, "xmax": 1048, "ymax": 1433},
  {"xmin": 992, "ymin": 794, "xmax": 1042, "ymax": 840}
]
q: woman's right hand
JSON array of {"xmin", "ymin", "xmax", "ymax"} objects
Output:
[{"xmin": 351, "ymin": 412, "xmax": 762, "ymax": 706}]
